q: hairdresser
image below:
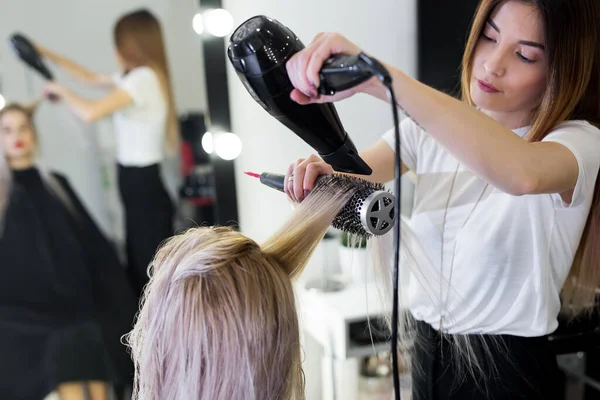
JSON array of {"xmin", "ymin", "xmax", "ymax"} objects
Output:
[
  {"xmin": 285, "ymin": 1, "xmax": 600, "ymax": 399},
  {"xmin": 34, "ymin": 9, "xmax": 177, "ymax": 296}
]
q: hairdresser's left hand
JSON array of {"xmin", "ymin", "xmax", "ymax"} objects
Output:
[
  {"xmin": 285, "ymin": 154, "xmax": 334, "ymax": 203},
  {"xmin": 42, "ymin": 82, "xmax": 67, "ymax": 101}
]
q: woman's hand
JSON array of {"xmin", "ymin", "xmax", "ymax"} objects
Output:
[
  {"xmin": 284, "ymin": 154, "xmax": 334, "ymax": 203},
  {"xmin": 42, "ymin": 82, "xmax": 67, "ymax": 100},
  {"xmin": 285, "ymin": 32, "xmax": 377, "ymax": 105}
]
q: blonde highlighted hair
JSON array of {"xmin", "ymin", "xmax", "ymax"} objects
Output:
[{"xmin": 127, "ymin": 176, "xmax": 357, "ymax": 400}]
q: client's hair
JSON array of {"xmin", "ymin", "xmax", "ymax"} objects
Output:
[{"xmin": 127, "ymin": 177, "xmax": 356, "ymax": 400}]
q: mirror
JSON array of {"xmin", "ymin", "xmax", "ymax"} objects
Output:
[{"xmin": 0, "ymin": 1, "xmax": 233, "ymax": 399}]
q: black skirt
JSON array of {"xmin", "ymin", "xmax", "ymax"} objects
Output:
[
  {"xmin": 411, "ymin": 320, "xmax": 562, "ymax": 400},
  {"xmin": 118, "ymin": 163, "xmax": 174, "ymax": 295}
]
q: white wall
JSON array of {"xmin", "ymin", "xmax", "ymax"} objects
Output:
[
  {"xmin": 223, "ymin": 0, "xmax": 417, "ymax": 243},
  {"xmin": 0, "ymin": 0, "xmax": 207, "ymax": 236}
]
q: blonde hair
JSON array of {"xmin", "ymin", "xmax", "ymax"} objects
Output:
[
  {"xmin": 114, "ymin": 8, "xmax": 180, "ymax": 153},
  {"xmin": 127, "ymin": 176, "xmax": 357, "ymax": 400}
]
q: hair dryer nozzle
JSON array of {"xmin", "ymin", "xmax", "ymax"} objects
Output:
[
  {"xmin": 321, "ymin": 135, "xmax": 372, "ymax": 174},
  {"xmin": 228, "ymin": 16, "xmax": 372, "ymax": 175},
  {"xmin": 10, "ymin": 33, "xmax": 54, "ymax": 81}
]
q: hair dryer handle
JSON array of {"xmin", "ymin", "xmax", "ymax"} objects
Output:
[{"xmin": 318, "ymin": 54, "xmax": 374, "ymax": 96}]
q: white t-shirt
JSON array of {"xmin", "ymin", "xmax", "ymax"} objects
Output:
[
  {"xmin": 383, "ymin": 118, "xmax": 600, "ymax": 336},
  {"xmin": 112, "ymin": 66, "xmax": 167, "ymax": 166}
]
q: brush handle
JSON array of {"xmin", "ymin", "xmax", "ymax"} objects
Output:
[
  {"xmin": 259, "ymin": 173, "xmax": 286, "ymax": 192},
  {"xmin": 259, "ymin": 172, "xmax": 328, "ymax": 193},
  {"xmin": 257, "ymin": 171, "xmax": 394, "ymax": 236}
]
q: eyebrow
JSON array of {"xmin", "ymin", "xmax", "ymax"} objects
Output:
[{"xmin": 487, "ymin": 19, "xmax": 545, "ymax": 50}]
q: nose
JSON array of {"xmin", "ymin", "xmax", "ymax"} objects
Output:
[
  {"xmin": 14, "ymin": 131, "xmax": 26, "ymax": 142},
  {"xmin": 483, "ymin": 47, "xmax": 507, "ymax": 77}
]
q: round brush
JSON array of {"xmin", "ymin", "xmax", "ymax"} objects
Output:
[{"xmin": 245, "ymin": 171, "xmax": 395, "ymax": 237}]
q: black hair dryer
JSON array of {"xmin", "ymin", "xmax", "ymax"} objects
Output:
[
  {"xmin": 9, "ymin": 33, "xmax": 54, "ymax": 81},
  {"xmin": 227, "ymin": 15, "xmax": 372, "ymax": 175}
]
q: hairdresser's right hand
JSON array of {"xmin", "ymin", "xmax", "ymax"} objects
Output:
[
  {"xmin": 286, "ymin": 33, "xmax": 375, "ymax": 105},
  {"xmin": 285, "ymin": 154, "xmax": 334, "ymax": 203}
]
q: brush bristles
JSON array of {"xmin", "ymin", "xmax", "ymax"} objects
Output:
[{"xmin": 311, "ymin": 174, "xmax": 388, "ymax": 238}]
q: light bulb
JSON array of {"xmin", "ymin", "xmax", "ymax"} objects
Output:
[
  {"xmin": 192, "ymin": 13, "xmax": 204, "ymax": 35},
  {"xmin": 214, "ymin": 132, "xmax": 242, "ymax": 160},
  {"xmin": 203, "ymin": 9, "xmax": 234, "ymax": 37},
  {"xmin": 201, "ymin": 132, "xmax": 213, "ymax": 154}
]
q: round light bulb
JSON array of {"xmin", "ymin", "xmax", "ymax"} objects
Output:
[
  {"xmin": 201, "ymin": 132, "xmax": 213, "ymax": 154},
  {"xmin": 203, "ymin": 9, "xmax": 234, "ymax": 37},
  {"xmin": 0, "ymin": 94, "xmax": 5, "ymax": 110},
  {"xmin": 214, "ymin": 132, "xmax": 242, "ymax": 160},
  {"xmin": 192, "ymin": 13, "xmax": 204, "ymax": 35}
]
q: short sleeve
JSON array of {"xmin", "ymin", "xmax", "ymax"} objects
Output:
[
  {"xmin": 543, "ymin": 121, "xmax": 600, "ymax": 208},
  {"xmin": 382, "ymin": 117, "xmax": 425, "ymax": 172},
  {"xmin": 115, "ymin": 67, "xmax": 158, "ymax": 108}
]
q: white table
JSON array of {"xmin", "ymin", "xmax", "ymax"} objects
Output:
[{"xmin": 295, "ymin": 278, "xmax": 392, "ymax": 399}]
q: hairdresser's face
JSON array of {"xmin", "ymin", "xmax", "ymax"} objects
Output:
[
  {"xmin": 1, "ymin": 111, "xmax": 36, "ymax": 164},
  {"xmin": 470, "ymin": 1, "xmax": 547, "ymax": 128}
]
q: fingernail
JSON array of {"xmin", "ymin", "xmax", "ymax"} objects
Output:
[{"xmin": 304, "ymin": 190, "xmax": 310, "ymax": 199}]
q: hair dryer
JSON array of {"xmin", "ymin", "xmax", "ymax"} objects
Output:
[
  {"xmin": 9, "ymin": 34, "xmax": 54, "ymax": 81},
  {"xmin": 227, "ymin": 15, "xmax": 375, "ymax": 175}
]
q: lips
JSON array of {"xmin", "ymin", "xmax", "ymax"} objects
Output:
[
  {"xmin": 477, "ymin": 79, "xmax": 500, "ymax": 93},
  {"xmin": 14, "ymin": 141, "xmax": 24, "ymax": 149}
]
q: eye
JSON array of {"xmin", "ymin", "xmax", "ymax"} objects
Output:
[
  {"xmin": 480, "ymin": 33, "xmax": 496, "ymax": 43},
  {"xmin": 517, "ymin": 52, "xmax": 534, "ymax": 63}
]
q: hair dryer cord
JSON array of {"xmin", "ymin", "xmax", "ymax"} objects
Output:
[{"xmin": 359, "ymin": 53, "xmax": 402, "ymax": 400}]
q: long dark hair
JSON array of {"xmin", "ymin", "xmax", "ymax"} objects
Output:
[{"xmin": 114, "ymin": 9, "xmax": 179, "ymax": 152}]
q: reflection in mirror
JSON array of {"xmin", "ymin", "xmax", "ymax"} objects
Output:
[
  {"xmin": 0, "ymin": 102, "xmax": 138, "ymax": 400},
  {"xmin": 0, "ymin": 1, "xmax": 226, "ymax": 399}
]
